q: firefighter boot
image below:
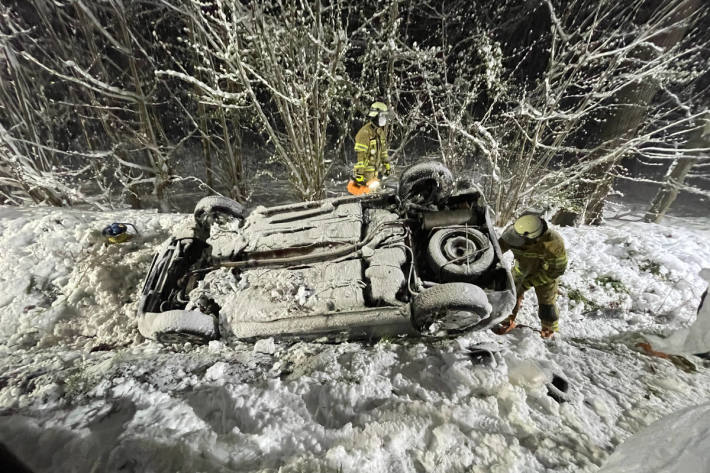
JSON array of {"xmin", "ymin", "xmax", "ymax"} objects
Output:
[{"xmin": 539, "ymin": 304, "xmax": 559, "ymax": 339}]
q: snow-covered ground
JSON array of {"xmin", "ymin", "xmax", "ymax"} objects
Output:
[{"xmin": 1, "ymin": 204, "xmax": 709, "ymax": 472}]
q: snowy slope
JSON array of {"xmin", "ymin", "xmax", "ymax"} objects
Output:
[
  {"xmin": 1, "ymin": 205, "xmax": 709, "ymax": 473},
  {"xmin": 599, "ymin": 401, "xmax": 710, "ymax": 473}
]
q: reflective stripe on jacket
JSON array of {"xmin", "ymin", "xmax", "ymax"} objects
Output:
[
  {"xmin": 499, "ymin": 228, "xmax": 567, "ymax": 288},
  {"xmin": 354, "ymin": 121, "xmax": 388, "ymax": 170}
]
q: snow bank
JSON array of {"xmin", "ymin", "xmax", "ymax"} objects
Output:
[
  {"xmin": 642, "ymin": 268, "xmax": 710, "ymax": 355},
  {"xmin": 599, "ymin": 402, "xmax": 710, "ymax": 473},
  {"xmin": 547, "ymin": 221, "xmax": 710, "ymax": 340},
  {"xmin": 0, "ymin": 207, "xmax": 187, "ymax": 349}
]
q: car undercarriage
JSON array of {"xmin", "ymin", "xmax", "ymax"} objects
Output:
[{"xmin": 137, "ymin": 162, "xmax": 516, "ymax": 344}]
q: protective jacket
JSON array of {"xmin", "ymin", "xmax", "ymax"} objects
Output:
[
  {"xmin": 499, "ymin": 228, "xmax": 567, "ymax": 291},
  {"xmin": 354, "ymin": 121, "xmax": 389, "ymax": 176}
]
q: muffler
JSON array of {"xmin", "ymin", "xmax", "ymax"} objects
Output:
[{"xmin": 422, "ymin": 208, "xmax": 474, "ymax": 230}]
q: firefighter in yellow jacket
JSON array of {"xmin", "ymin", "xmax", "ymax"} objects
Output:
[
  {"xmin": 350, "ymin": 102, "xmax": 391, "ymax": 192},
  {"xmin": 495, "ymin": 213, "xmax": 568, "ymax": 338}
]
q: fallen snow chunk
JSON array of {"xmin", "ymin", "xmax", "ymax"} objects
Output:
[
  {"xmin": 35, "ymin": 383, "xmax": 63, "ymax": 404},
  {"xmin": 204, "ymin": 361, "xmax": 230, "ymax": 381},
  {"xmin": 507, "ymin": 359, "xmax": 549, "ymax": 389},
  {"xmin": 254, "ymin": 337, "xmax": 276, "ymax": 355},
  {"xmin": 295, "ymin": 285, "xmax": 311, "ymax": 306}
]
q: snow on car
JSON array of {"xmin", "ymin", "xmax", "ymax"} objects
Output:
[{"xmin": 137, "ymin": 162, "xmax": 516, "ymax": 344}]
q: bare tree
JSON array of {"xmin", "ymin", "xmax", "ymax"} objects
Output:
[
  {"xmin": 1, "ymin": 0, "xmax": 706, "ymax": 215},
  {"xmin": 571, "ymin": 0, "xmax": 705, "ymax": 224},
  {"xmin": 158, "ymin": 15, "xmax": 250, "ymax": 202},
  {"xmin": 644, "ymin": 114, "xmax": 710, "ymax": 222},
  {"xmin": 471, "ymin": 0, "xmax": 708, "ymax": 225},
  {"xmin": 159, "ymin": 0, "xmax": 351, "ymax": 201},
  {"xmin": 0, "ymin": 1, "xmax": 192, "ymax": 209},
  {"xmin": 0, "ymin": 3, "xmax": 74, "ymax": 206}
]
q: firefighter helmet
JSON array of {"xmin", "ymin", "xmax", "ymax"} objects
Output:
[
  {"xmin": 514, "ymin": 214, "xmax": 546, "ymax": 239},
  {"xmin": 367, "ymin": 102, "xmax": 388, "ymax": 118},
  {"xmin": 501, "ymin": 213, "xmax": 547, "ymax": 247}
]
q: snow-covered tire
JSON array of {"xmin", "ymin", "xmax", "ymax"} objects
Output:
[
  {"xmin": 411, "ymin": 282, "xmax": 492, "ymax": 333},
  {"xmin": 427, "ymin": 228, "xmax": 494, "ymax": 281},
  {"xmin": 146, "ymin": 310, "xmax": 219, "ymax": 345},
  {"xmin": 398, "ymin": 161, "xmax": 454, "ymax": 206},
  {"xmin": 194, "ymin": 195, "xmax": 245, "ymax": 234},
  {"xmin": 546, "ymin": 373, "xmax": 570, "ymax": 403}
]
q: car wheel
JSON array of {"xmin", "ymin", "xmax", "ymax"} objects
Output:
[
  {"xmin": 411, "ymin": 282, "xmax": 492, "ymax": 333},
  {"xmin": 194, "ymin": 196, "xmax": 245, "ymax": 235},
  {"xmin": 398, "ymin": 161, "xmax": 454, "ymax": 206},
  {"xmin": 427, "ymin": 227, "xmax": 494, "ymax": 280},
  {"xmin": 147, "ymin": 309, "xmax": 219, "ymax": 345}
]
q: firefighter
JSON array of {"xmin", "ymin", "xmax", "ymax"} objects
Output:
[
  {"xmin": 495, "ymin": 213, "xmax": 568, "ymax": 338},
  {"xmin": 349, "ymin": 102, "xmax": 390, "ymax": 194}
]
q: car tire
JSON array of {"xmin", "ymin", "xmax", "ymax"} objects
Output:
[
  {"xmin": 411, "ymin": 282, "xmax": 492, "ymax": 333},
  {"xmin": 194, "ymin": 196, "xmax": 245, "ymax": 235},
  {"xmin": 427, "ymin": 227, "xmax": 494, "ymax": 280},
  {"xmin": 398, "ymin": 161, "xmax": 454, "ymax": 206},
  {"xmin": 147, "ymin": 309, "xmax": 219, "ymax": 345}
]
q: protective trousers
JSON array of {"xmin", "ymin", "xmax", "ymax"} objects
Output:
[{"xmin": 513, "ymin": 271, "xmax": 559, "ymax": 329}]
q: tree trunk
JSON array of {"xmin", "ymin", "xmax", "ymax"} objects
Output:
[
  {"xmin": 554, "ymin": 0, "xmax": 701, "ymax": 225},
  {"xmin": 644, "ymin": 115, "xmax": 710, "ymax": 222},
  {"xmin": 197, "ymin": 102, "xmax": 214, "ymax": 190}
]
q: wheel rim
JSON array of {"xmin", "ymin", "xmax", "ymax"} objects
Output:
[
  {"xmin": 405, "ymin": 179, "xmax": 437, "ymax": 203},
  {"xmin": 443, "ymin": 235, "xmax": 478, "ymax": 259},
  {"xmin": 420, "ymin": 308, "xmax": 480, "ymax": 333},
  {"xmin": 438, "ymin": 308, "xmax": 480, "ymax": 330},
  {"xmin": 157, "ymin": 331, "xmax": 209, "ymax": 345},
  {"xmin": 196, "ymin": 206, "xmax": 241, "ymax": 230},
  {"xmin": 441, "ymin": 232, "xmax": 482, "ymax": 265}
]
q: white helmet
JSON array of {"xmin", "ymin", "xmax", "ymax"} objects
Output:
[{"xmin": 502, "ymin": 213, "xmax": 547, "ymax": 247}]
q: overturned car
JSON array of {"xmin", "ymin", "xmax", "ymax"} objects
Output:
[{"xmin": 137, "ymin": 162, "xmax": 516, "ymax": 344}]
